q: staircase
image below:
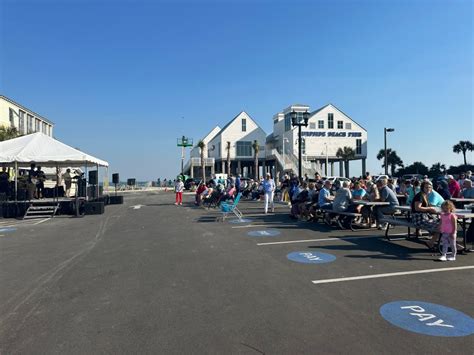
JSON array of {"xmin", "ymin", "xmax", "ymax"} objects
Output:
[
  {"xmin": 271, "ymin": 149, "xmax": 319, "ymax": 177},
  {"xmin": 23, "ymin": 202, "xmax": 59, "ymax": 220}
]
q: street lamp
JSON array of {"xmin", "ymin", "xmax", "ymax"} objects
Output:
[
  {"xmin": 384, "ymin": 128, "xmax": 395, "ymax": 175},
  {"xmin": 177, "ymin": 136, "xmax": 193, "ymax": 176},
  {"xmin": 291, "ymin": 110, "xmax": 310, "ymax": 179}
]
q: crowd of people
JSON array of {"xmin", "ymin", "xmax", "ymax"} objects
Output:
[{"xmin": 174, "ymin": 169, "xmax": 474, "ymax": 260}]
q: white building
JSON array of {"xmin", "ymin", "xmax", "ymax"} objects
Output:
[
  {"xmin": 185, "ymin": 111, "xmax": 267, "ymax": 178},
  {"xmin": 266, "ymin": 103, "xmax": 368, "ymax": 177},
  {"xmin": 0, "ymin": 95, "xmax": 54, "ymax": 136}
]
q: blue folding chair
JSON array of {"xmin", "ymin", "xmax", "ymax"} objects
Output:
[{"xmin": 221, "ymin": 193, "xmax": 243, "ymax": 221}]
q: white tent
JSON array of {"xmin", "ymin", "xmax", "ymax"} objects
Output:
[
  {"xmin": 0, "ymin": 132, "xmax": 108, "ymax": 167},
  {"xmin": 0, "ymin": 132, "xmax": 109, "ymax": 201}
]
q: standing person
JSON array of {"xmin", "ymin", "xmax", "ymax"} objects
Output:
[
  {"xmin": 62, "ymin": 168, "xmax": 73, "ymax": 198},
  {"xmin": 438, "ymin": 200, "xmax": 457, "ymax": 261},
  {"xmin": 174, "ymin": 177, "xmax": 184, "ymax": 205},
  {"xmin": 263, "ymin": 173, "xmax": 275, "ymax": 214},
  {"xmin": 0, "ymin": 166, "xmax": 9, "ymax": 200},
  {"xmin": 35, "ymin": 166, "xmax": 46, "ymax": 199},
  {"xmin": 27, "ymin": 163, "xmax": 37, "ymax": 200},
  {"xmin": 235, "ymin": 174, "xmax": 241, "ymax": 193}
]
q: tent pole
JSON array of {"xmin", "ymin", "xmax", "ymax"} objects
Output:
[
  {"xmin": 96, "ymin": 163, "xmax": 99, "ymax": 199},
  {"xmin": 14, "ymin": 161, "xmax": 18, "ymax": 202}
]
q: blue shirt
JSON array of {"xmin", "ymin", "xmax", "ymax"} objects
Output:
[
  {"xmin": 263, "ymin": 179, "xmax": 275, "ymax": 193},
  {"xmin": 428, "ymin": 190, "xmax": 445, "ymax": 207},
  {"xmin": 352, "ymin": 188, "xmax": 366, "ymax": 199},
  {"xmin": 318, "ymin": 187, "xmax": 331, "ymax": 206}
]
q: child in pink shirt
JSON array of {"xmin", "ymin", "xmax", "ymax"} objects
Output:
[{"xmin": 438, "ymin": 200, "xmax": 457, "ymax": 261}]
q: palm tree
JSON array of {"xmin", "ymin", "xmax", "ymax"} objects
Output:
[
  {"xmin": 0, "ymin": 126, "xmax": 19, "ymax": 141},
  {"xmin": 336, "ymin": 146, "xmax": 355, "ymax": 178},
  {"xmin": 376, "ymin": 149, "xmax": 404, "ymax": 176},
  {"xmin": 197, "ymin": 140, "xmax": 206, "ymax": 183},
  {"xmin": 252, "ymin": 140, "xmax": 259, "ymax": 180},
  {"xmin": 453, "ymin": 140, "xmax": 474, "ymax": 165},
  {"xmin": 226, "ymin": 141, "xmax": 231, "ymax": 175}
]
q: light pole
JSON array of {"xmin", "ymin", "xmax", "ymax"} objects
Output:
[
  {"xmin": 384, "ymin": 128, "xmax": 395, "ymax": 176},
  {"xmin": 291, "ymin": 110, "xmax": 310, "ymax": 179},
  {"xmin": 177, "ymin": 136, "xmax": 193, "ymax": 176}
]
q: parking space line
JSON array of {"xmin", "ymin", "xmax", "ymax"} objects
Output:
[
  {"xmin": 232, "ymin": 224, "xmax": 298, "ymax": 229},
  {"xmin": 311, "ymin": 266, "xmax": 474, "ymax": 284},
  {"xmin": 33, "ymin": 218, "xmax": 50, "ymax": 225},
  {"xmin": 257, "ymin": 236, "xmax": 377, "ymax": 246}
]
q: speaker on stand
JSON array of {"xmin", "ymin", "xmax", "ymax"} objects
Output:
[{"xmin": 112, "ymin": 173, "xmax": 119, "ymax": 196}]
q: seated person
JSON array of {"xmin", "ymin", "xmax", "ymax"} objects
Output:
[
  {"xmin": 374, "ymin": 178, "xmax": 399, "ymax": 229},
  {"xmin": 351, "ymin": 181, "xmax": 367, "ymax": 215},
  {"xmin": 462, "ymin": 179, "xmax": 474, "ymax": 198},
  {"xmin": 195, "ymin": 182, "xmax": 208, "ymax": 206},
  {"xmin": 435, "ymin": 180, "xmax": 451, "ymax": 200},
  {"xmin": 318, "ymin": 180, "xmax": 333, "ymax": 210}
]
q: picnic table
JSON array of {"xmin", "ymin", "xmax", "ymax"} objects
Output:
[
  {"xmin": 353, "ymin": 200, "xmax": 390, "ymax": 206},
  {"xmin": 450, "ymin": 198, "xmax": 474, "ymax": 208}
]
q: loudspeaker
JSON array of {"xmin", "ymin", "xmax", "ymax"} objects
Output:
[
  {"xmin": 109, "ymin": 195, "xmax": 124, "ymax": 204},
  {"xmin": 84, "ymin": 201, "xmax": 104, "ymax": 215},
  {"xmin": 127, "ymin": 178, "xmax": 136, "ymax": 186},
  {"xmin": 112, "ymin": 173, "xmax": 120, "ymax": 184},
  {"xmin": 88, "ymin": 170, "xmax": 98, "ymax": 185},
  {"xmin": 77, "ymin": 178, "xmax": 87, "ymax": 197}
]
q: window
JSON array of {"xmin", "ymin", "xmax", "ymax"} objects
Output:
[
  {"xmin": 9, "ymin": 108, "xmax": 15, "ymax": 127},
  {"xmin": 309, "ymin": 122, "xmax": 316, "ymax": 129},
  {"xmin": 27, "ymin": 114, "xmax": 33, "ymax": 133},
  {"xmin": 35, "ymin": 118, "xmax": 40, "ymax": 132},
  {"xmin": 285, "ymin": 116, "xmax": 291, "ymax": 131},
  {"xmin": 356, "ymin": 139, "xmax": 362, "ymax": 154},
  {"xmin": 236, "ymin": 141, "xmax": 252, "ymax": 157},
  {"xmin": 19, "ymin": 110, "xmax": 25, "ymax": 134},
  {"xmin": 337, "ymin": 121, "xmax": 343, "ymax": 129},
  {"xmin": 318, "ymin": 120, "xmax": 324, "ymax": 129},
  {"xmin": 328, "ymin": 113, "xmax": 334, "ymax": 129},
  {"xmin": 241, "ymin": 118, "xmax": 246, "ymax": 132},
  {"xmin": 345, "ymin": 123, "xmax": 352, "ymax": 130}
]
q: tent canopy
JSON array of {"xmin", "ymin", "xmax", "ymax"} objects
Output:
[{"xmin": 0, "ymin": 132, "xmax": 109, "ymax": 167}]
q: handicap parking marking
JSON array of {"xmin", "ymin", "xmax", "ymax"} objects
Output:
[
  {"xmin": 287, "ymin": 251, "xmax": 336, "ymax": 264},
  {"xmin": 228, "ymin": 218, "xmax": 252, "ymax": 224},
  {"xmin": 247, "ymin": 229, "xmax": 281, "ymax": 237},
  {"xmin": 380, "ymin": 301, "xmax": 474, "ymax": 337}
]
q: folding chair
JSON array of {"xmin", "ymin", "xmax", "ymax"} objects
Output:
[{"xmin": 221, "ymin": 193, "xmax": 243, "ymax": 221}]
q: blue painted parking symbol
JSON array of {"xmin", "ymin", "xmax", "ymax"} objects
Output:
[
  {"xmin": 228, "ymin": 218, "xmax": 252, "ymax": 224},
  {"xmin": 380, "ymin": 301, "xmax": 474, "ymax": 337},
  {"xmin": 287, "ymin": 251, "xmax": 336, "ymax": 264},
  {"xmin": 0, "ymin": 227, "xmax": 16, "ymax": 233},
  {"xmin": 247, "ymin": 229, "xmax": 281, "ymax": 237}
]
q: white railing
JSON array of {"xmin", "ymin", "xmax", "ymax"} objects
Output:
[{"xmin": 270, "ymin": 149, "xmax": 319, "ymax": 176}]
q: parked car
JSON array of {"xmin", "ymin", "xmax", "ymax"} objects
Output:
[
  {"xmin": 401, "ymin": 174, "xmax": 424, "ymax": 182},
  {"xmin": 184, "ymin": 178, "xmax": 201, "ymax": 190},
  {"xmin": 322, "ymin": 176, "xmax": 351, "ymax": 190}
]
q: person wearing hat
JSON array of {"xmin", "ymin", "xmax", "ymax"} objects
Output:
[
  {"xmin": 447, "ymin": 175, "xmax": 461, "ymax": 198},
  {"xmin": 174, "ymin": 176, "xmax": 184, "ymax": 205},
  {"xmin": 263, "ymin": 172, "xmax": 275, "ymax": 214}
]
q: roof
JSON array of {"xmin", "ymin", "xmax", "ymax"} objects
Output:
[
  {"xmin": 310, "ymin": 103, "xmax": 367, "ymax": 131},
  {"xmin": 0, "ymin": 95, "xmax": 54, "ymax": 125},
  {"xmin": 208, "ymin": 111, "xmax": 259, "ymax": 142},
  {"xmin": 0, "ymin": 132, "xmax": 108, "ymax": 167}
]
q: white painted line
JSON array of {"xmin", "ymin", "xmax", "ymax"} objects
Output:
[
  {"xmin": 257, "ymin": 236, "xmax": 377, "ymax": 246},
  {"xmin": 311, "ymin": 266, "xmax": 474, "ymax": 285},
  {"xmin": 232, "ymin": 224, "xmax": 298, "ymax": 229},
  {"xmin": 33, "ymin": 218, "xmax": 50, "ymax": 225}
]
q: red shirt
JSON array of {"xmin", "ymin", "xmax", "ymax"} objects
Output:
[{"xmin": 448, "ymin": 180, "xmax": 461, "ymax": 198}]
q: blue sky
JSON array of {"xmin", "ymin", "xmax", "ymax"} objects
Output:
[{"xmin": 1, "ymin": 0, "xmax": 472, "ymax": 180}]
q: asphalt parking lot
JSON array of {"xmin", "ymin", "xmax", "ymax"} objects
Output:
[{"xmin": 0, "ymin": 191, "xmax": 473, "ymax": 354}]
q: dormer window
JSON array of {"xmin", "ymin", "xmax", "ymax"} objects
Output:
[{"xmin": 242, "ymin": 118, "xmax": 247, "ymax": 132}]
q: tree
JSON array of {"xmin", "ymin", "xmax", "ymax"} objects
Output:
[
  {"xmin": 336, "ymin": 146, "xmax": 355, "ymax": 178},
  {"xmin": 376, "ymin": 148, "xmax": 404, "ymax": 176},
  {"xmin": 226, "ymin": 141, "xmax": 231, "ymax": 175},
  {"xmin": 197, "ymin": 140, "xmax": 206, "ymax": 183},
  {"xmin": 429, "ymin": 162, "xmax": 446, "ymax": 177},
  {"xmin": 252, "ymin": 140, "xmax": 259, "ymax": 180},
  {"xmin": 397, "ymin": 162, "xmax": 429, "ymax": 177},
  {"xmin": 452, "ymin": 140, "xmax": 474, "ymax": 165},
  {"xmin": 0, "ymin": 126, "xmax": 19, "ymax": 141}
]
